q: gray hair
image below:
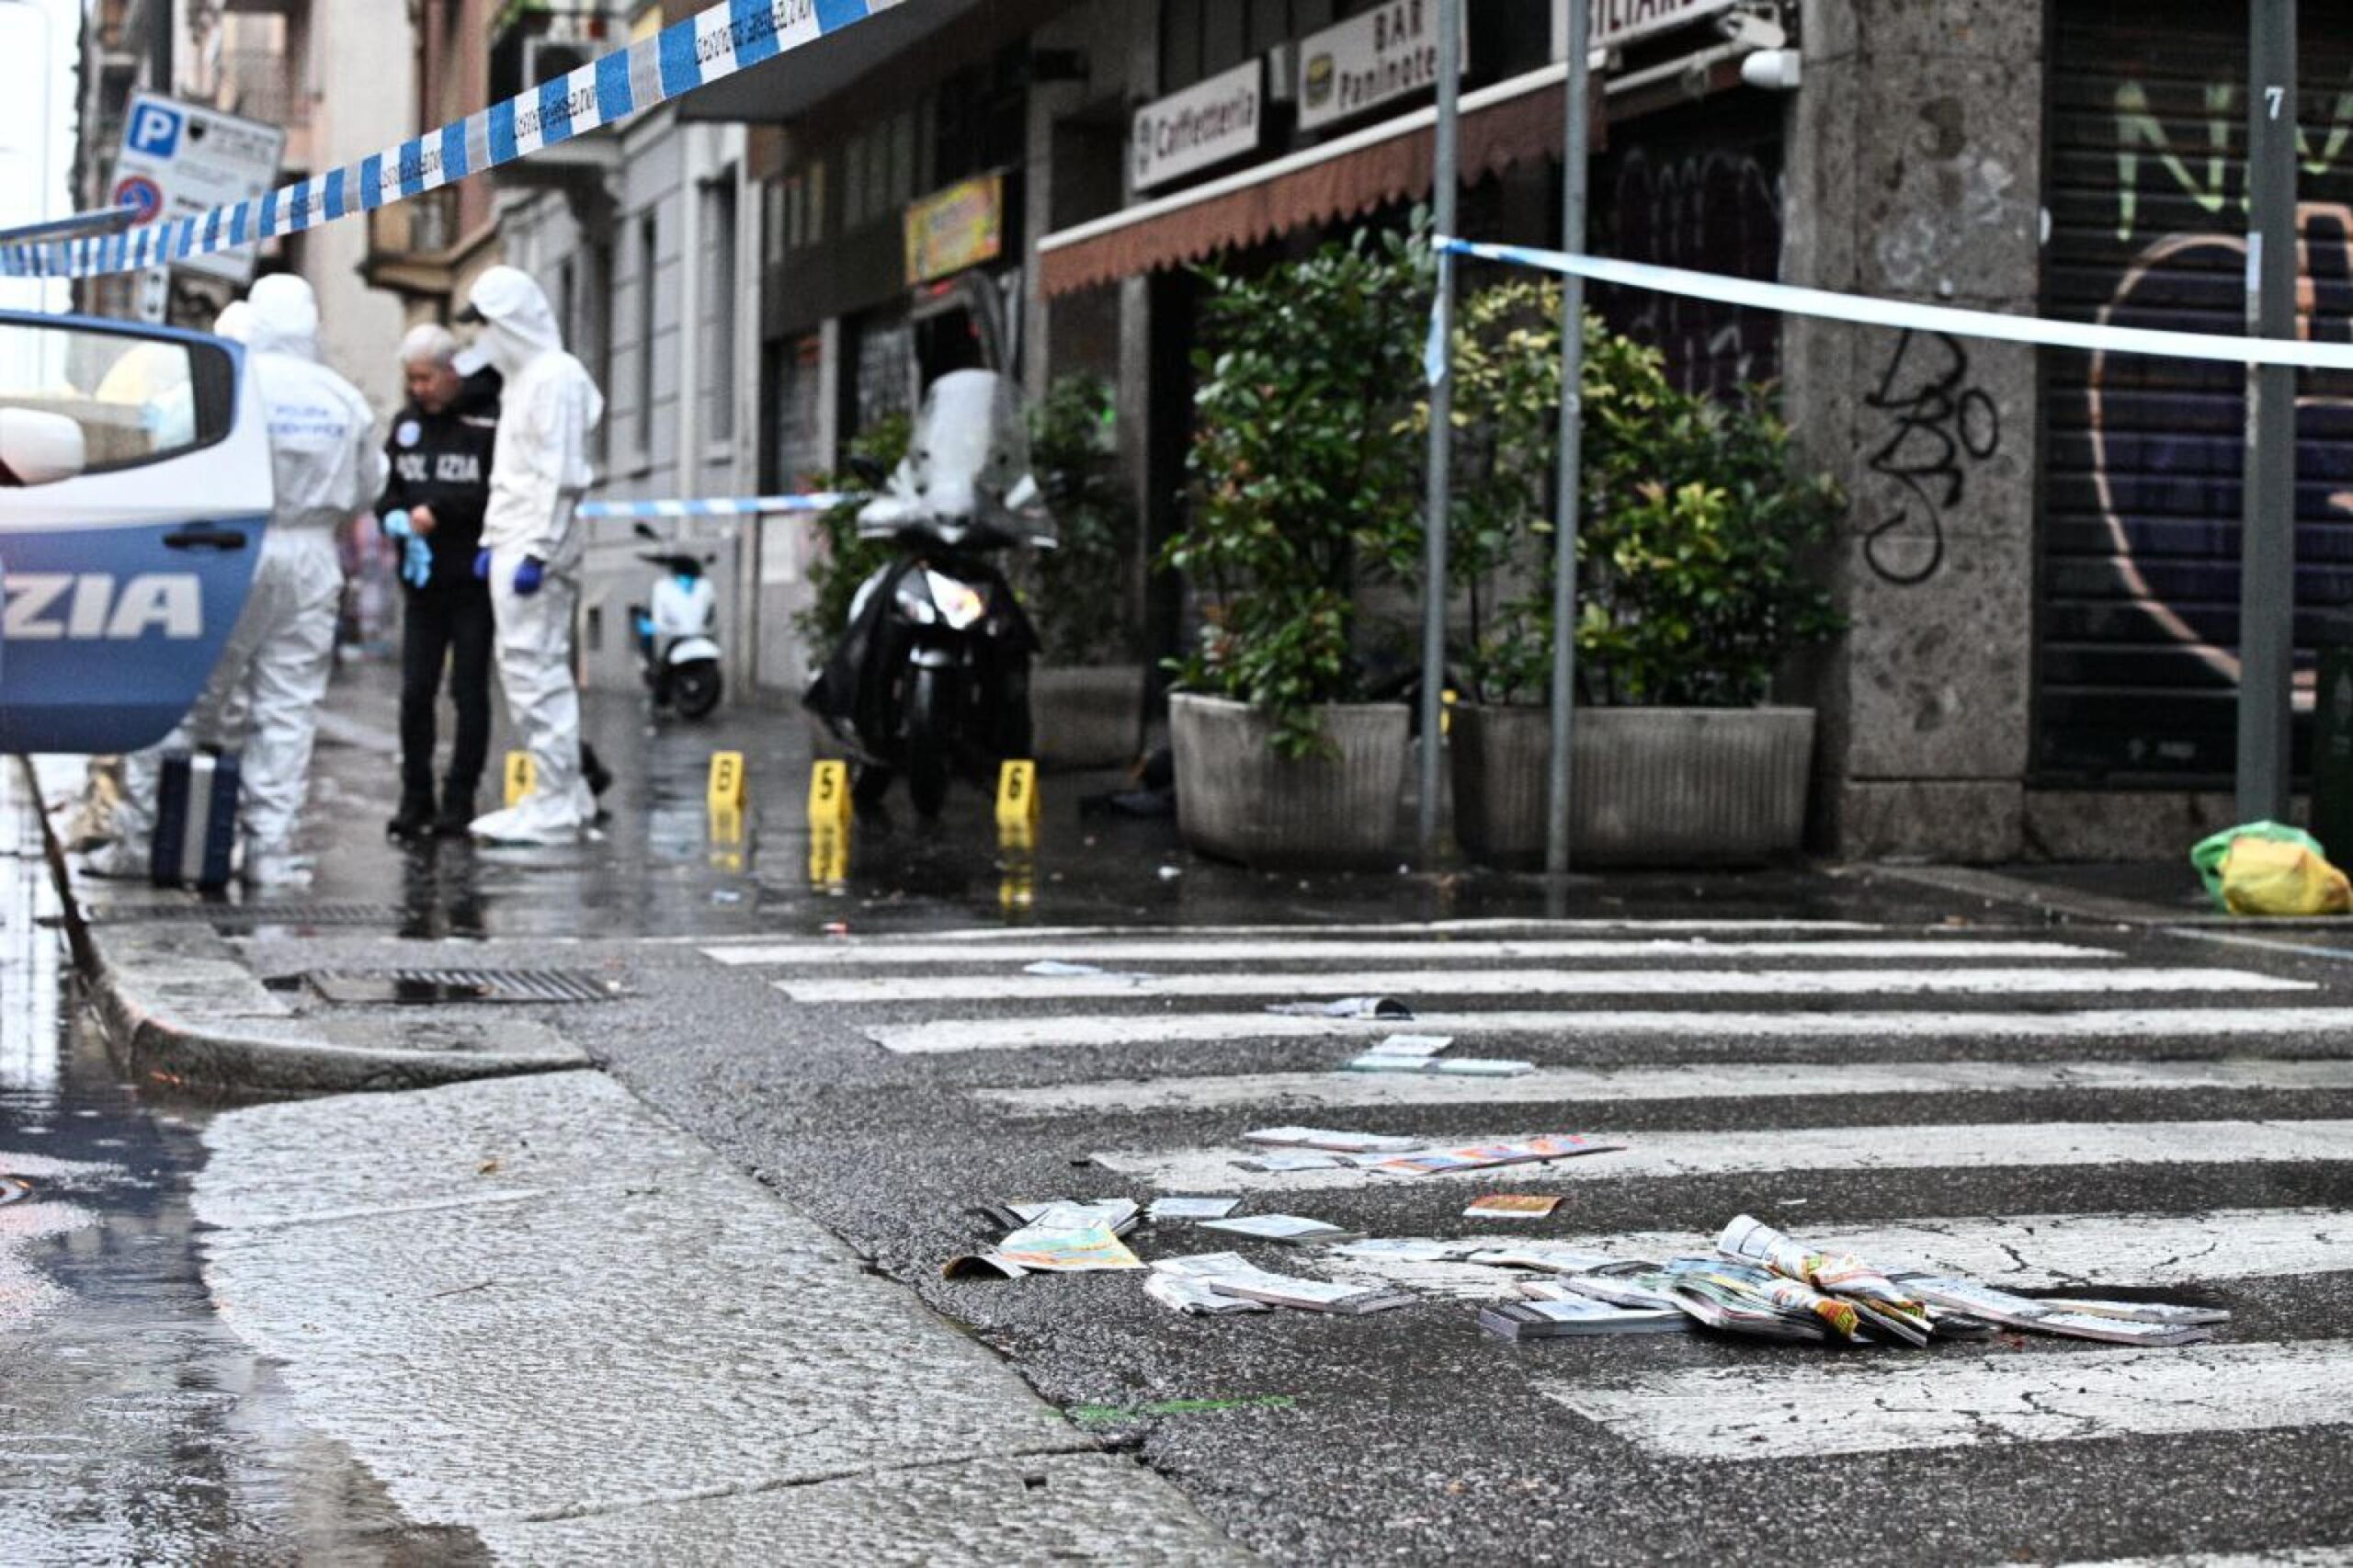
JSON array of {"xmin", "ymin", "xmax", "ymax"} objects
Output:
[{"xmin": 398, "ymin": 322, "xmax": 460, "ymax": 369}]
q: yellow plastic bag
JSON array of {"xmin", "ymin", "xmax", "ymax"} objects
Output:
[{"xmin": 2219, "ymin": 834, "xmax": 2353, "ymax": 916}]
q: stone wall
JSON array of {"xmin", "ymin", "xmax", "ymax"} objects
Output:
[{"xmin": 1782, "ymin": 0, "xmax": 2044, "ymax": 861}]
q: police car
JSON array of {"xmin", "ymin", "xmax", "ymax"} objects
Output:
[{"xmin": 0, "ymin": 310, "xmax": 270, "ymax": 752}]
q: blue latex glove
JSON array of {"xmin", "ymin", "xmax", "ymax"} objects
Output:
[
  {"xmin": 381, "ymin": 508, "xmax": 413, "ymax": 540},
  {"xmin": 513, "ymin": 555, "xmax": 546, "ymax": 597},
  {"xmin": 472, "ymin": 548, "xmax": 492, "ymax": 580},
  {"xmin": 402, "ymin": 536, "xmax": 432, "ymax": 589}
]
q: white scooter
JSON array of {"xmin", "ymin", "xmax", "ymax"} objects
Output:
[{"xmin": 629, "ymin": 522, "xmax": 723, "ymax": 720}]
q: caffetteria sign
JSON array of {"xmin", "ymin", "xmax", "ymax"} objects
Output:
[
  {"xmin": 1132, "ymin": 60, "xmax": 1265, "ymax": 192},
  {"xmin": 1298, "ymin": 1, "xmax": 1467, "ymax": 133}
]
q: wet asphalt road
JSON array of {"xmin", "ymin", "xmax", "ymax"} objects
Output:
[{"xmin": 153, "ymin": 663, "xmax": 2353, "ymax": 1565}]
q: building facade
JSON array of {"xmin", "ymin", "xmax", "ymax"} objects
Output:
[
  {"xmin": 693, "ymin": 0, "xmax": 2352, "ymax": 863},
  {"xmin": 76, "ymin": 0, "xmax": 417, "ymax": 409},
  {"xmin": 67, "ymin": 0, "xmax": 2353, "ymax": 861}
]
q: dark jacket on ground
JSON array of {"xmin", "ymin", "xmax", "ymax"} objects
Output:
[{"xmin": 376, "ymin": 367, "xmax": 502, "ymax": 592}]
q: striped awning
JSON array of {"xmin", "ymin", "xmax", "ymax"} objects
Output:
[{"xmin": 1037, "ymin": 62, "xmax": 1601, "ymax": 298}]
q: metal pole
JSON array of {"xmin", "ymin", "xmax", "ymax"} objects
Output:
[
  {"xmin": 1545, "ymin": 0, "xmax": 1592, "ymax": 876},
  {"xmin": 1416, "ymin": 0, "xmax": 1461, "ymax": 861},
  {"xmin": 2237, "ymin": 0, "xmax": 2297, "ymax": 822}
]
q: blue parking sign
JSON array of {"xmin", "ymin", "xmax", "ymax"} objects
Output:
[{"xmin": 127, "ymin": 101, "xmax": 183, "ymax": 158}]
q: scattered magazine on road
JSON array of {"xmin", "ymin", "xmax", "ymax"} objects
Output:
[{"xmin": 1154, "ymin": 1252, "xmax": 1416, "ymax": 1314}]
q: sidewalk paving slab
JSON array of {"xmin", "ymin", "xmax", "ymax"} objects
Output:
[{"xmin": 192, "ymin": 1069, "xmax": 1253, "ymax": 1563}]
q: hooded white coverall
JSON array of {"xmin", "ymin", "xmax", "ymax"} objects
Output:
[
  {"xmin": 463, "ymin": 265, "xmax": 607, "ymax": 845},
  {"xmin": 94, "ymin": 277, "xmax": 379, "ymax": 885}
]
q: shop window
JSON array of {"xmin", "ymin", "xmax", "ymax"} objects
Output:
[{"xmin": 849, "ymin": 314, "xmax": 913, "ymax": 437}]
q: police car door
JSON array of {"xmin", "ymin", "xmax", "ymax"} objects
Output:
[{"xmin": 0, "ymin": 312, "xmax": 271, "ymax": 753}]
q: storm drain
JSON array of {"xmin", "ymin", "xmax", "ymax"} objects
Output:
[
  {"xmin": 87, "ymin": 903, "xmax": 407, "ymax": 930},
  {"xmin": 301, "ymin": 968, "xmax": 626, "ymax": 1006}
]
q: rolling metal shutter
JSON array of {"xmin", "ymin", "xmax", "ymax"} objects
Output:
[{"xmin": 2038, "ymin": 0, "xmax": 2353, "ymax": 783}]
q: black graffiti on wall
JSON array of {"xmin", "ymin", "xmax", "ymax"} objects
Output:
[{"xmin": 1860, "ymin": 330, "xmax": 2002, "ymax": 586}]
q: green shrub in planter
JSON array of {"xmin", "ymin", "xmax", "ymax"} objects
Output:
[
  {"xmin": 1162, "ymin": 226, "xmax": 1432, "ymax": 758},
  {"xmin": 1023, "ymin": 373, "xmax": 1139, "ymax": 667},
  {"xmin": 1428, "ymin": 278, "xmax": 1845, "ymax": 707}
]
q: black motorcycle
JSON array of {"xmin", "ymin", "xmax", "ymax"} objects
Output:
[{"xmin": 804, "ymin": 370, "xmax": 1051, "ymax": 818}]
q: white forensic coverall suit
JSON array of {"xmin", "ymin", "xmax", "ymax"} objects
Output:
[
  {"xmin": 97, "ymin": 277, "xmax": 379, "ymax": 885},
  {"xmin": 463, "ymin": 266, "xmax": 606, "ymax": 845}
]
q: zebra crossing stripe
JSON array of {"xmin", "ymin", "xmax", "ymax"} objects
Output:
[
  {"xmin": 1565, "ymin": 1207, "xmax": 2353, "ymax": 1292},
  {"xmin": 869, "ymin": 1006, "xmax": 2353, "ymax": 1055},
  {"xmin": 1320, "ymin": 1206, "xmax": 2353, "ymax": 1301},
  {"xmin": 1540, "ymin": 1342, "xmax": 2353, "ymax": 1460},
  {"xmin": 694, "ymin": 919, "xmax": 1889, "ymax": 955},
  {"xmin": 981, "ymin": 1057, "xmax": 2353, "ymax": 1116},
  {"xmin": 2042, "ymin": 1544, "xmax": 2353, "ymax": 1553},
  {"xmin": 778, "ymin": 966, "xmax": 2308, "ymax": 1006},
  {"xmin": 1092, "ymin": 1119, "xmax": 2353, "ymax": 1192},
  {"xmin": 709, "ymin": 937, "xmax": 2118, "ymax": 968}
]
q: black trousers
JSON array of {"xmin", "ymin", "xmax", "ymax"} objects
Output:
[{"xmin": 399, "ymin": 579, "xmax": 494, "ymax": 809}]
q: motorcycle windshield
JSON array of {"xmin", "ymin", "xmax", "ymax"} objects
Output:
[{"xmin": 857, "ymin": 369, "xmax": 1055, "ymax": 549}]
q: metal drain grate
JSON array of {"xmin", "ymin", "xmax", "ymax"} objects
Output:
[
  {"xmin": 303, "ymin": 968, "xmax": 626, "ymax": 1005},
  {"xmin": 88, "ymin": 903, "xmax": 407, "ymax": 928}
]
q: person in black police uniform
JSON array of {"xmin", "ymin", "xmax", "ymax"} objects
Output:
[{"xmin": 378, "ymin": 324, "xmax": 501, "ymax": 839}]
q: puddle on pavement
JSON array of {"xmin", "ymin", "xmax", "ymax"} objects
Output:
[
  {"xmin": 295, "ymin": 672, "xmax": 1972, "ymax": 942},
  {"xmin": 1, "ymin": 885, "xmax": 487, "ymax": 1563}
]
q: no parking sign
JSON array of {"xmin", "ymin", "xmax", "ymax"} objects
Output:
[{"xmin": 111, "ymin": 92, "xmax": 285, "ymax": 285}]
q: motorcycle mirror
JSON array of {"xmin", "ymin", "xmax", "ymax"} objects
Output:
[{"xmin": 633, "ymin": 521, "xmax": 659, "ymax": 540}]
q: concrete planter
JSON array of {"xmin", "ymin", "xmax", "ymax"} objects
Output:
[
  {"xmin": 1170, "ymin": 693, "xmax": 1409, "ymax": 869},
  {"xmin": 1030, "ymin": 664, "xmax": 1146, "ymax": 771},
  {"xmin": 1451, "ymin": 703, "xmax": 1816, "ymax": 867}
]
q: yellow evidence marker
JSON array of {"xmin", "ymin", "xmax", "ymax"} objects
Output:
[
  {"xmin": 995, "ymin": 759, "xmax": 1040, "ymax": 836},
  {"xmin": 708, "ymin": 750, "xmax": 747, "ymax": 814},
  {"xmin": 503, "ymin": 750, "xmax": 536, "ymax": 807},
  {"xmin": 808, "ymin": 759, "xmax": 852, "ymax": 833}
]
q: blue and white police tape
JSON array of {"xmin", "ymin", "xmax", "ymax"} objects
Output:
[
  {"xmin": 1437, "ymin": 235, "xmax": 2353, "ymax": 372},
  {"xmin": 0, "ymin": 0, "xmax": 900, "ymax": 281},
  {"xmin": 577, "ymin": 493, "xmax": 863, "ymax": 521}
]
